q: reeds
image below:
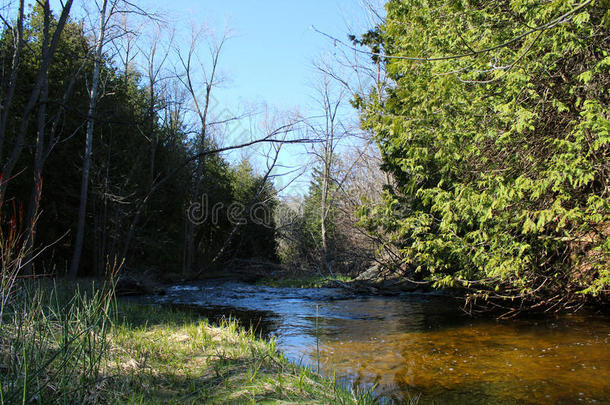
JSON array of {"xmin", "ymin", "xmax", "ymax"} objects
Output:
[
  {"xmin": 0, "ymin": 276, "xmax": 117, "ymax": 404},
  {"xmin": 0, "ymin": 185, "xmax": 118, "ymax": 403}
]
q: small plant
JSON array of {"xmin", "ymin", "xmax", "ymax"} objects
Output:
[
  {"xmin": 297, "ymin": 368, "xmax": 307, "ymax": 393},
  {"xmin": 247, "ymin": 361, "xmax": 260, "ymax": 383}
]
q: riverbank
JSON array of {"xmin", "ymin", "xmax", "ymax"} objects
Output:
[
  {"xmin": 0, "ymin": 280, "xmax": 376, "ymax": 404},
  {"xmin": 120, "ymin": 265, "xmax": 608, "ymax": 318},
  {"xmin": 255, "ymin": 268, "xmax": 432, "ymax": 296},
  {"xmin": 253, "ymin": 268, "xmax": 610, "ymax": 316},
  {"xmin": 107, "ymin": 303, "xmax": 376, "ymax": 404},
  {"xmin": 256, "ymin": 273, "xmax": 353, "ymax": 289}
]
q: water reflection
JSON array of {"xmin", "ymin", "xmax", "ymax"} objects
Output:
[{"xmin": 148, "ymin": 281, "xmax": 610, "ymax": 404}]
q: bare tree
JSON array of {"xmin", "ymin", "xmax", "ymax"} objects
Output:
[
  {"xmin": 306, "ymin": 70, "xmax": 349, "ymax": 270},
  {"xmin": 70, "ymin": 0, "xmax": 121, "ymax": 279},
  {"xmin": 302, "ymin": 1, "xmax": 399, "ymax": 277},
  {"xmin": 0, "ymin": 0, "xmax": 79, "ymax": 275},
  {"xmin": 174, "ymin": 26, "xmax": 229, "ymax": 275},
  {"xmin": 312, "ymin": 0, "xmax": 388, "ymax": 118},
  {"xmin": 70, "ymin": 0, "xmax": 165, "ymax": 278},
  {"xmin": 112, "ymin": 12, "xmax": 140, "ymax": 86},
  {"xmin": 0, "ymin": 0, "xmax": 74, "ymax": 196},
  {"xmin": 0, "ymin": 0, "xmax": 24, "ymax": 163},
  {"xmin": 136, "ymin": 23, "xmax": 173, "ymax": 188}
]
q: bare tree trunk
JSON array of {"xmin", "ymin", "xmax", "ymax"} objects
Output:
[
  {"xmin": 319, "ymin": 74, "xmax": 341, "ymax": 270},
  {"xmin": 4, "ymin": 1, "xmax": 76, "ymax": 275},
  {"xmin": 320, "ymin": 174, "xmax": 328, "ymax": 266},
  {"xmin": 21, "ymin": 4, "xmax": 51, "ymax": 275},
  {"xmin": 142, "ymin": 29, "xmax": 171, "ymax": 189},
  {"xmin": 320, "ymin": 149, "xmax": 329, "ymax": 267},
  {"xmin": 0, "ymin": 0, "xmax": 74, "ymax": 198},
  {"xmin": 149, "ymin": 86, "xmax": 156, "ymax": 187},
  {"xmin": 0, "ymin": 0, "xmax": 25, "ymax": 163},
  {"xmin": 70, "ymin": 0, "xmax": 109, "ymax": 279},
  {"xmin": 176, "ymin": 30, "xmax": 227, "ymax": 275}
]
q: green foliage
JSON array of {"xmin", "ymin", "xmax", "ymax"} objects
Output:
[
  {"xmin": 226, "ymin": 159, "xmax": 278, "ymax": 261},
  {"xmin": 358, "ymin": 0, "xmax": 610, "ymax": 307}
]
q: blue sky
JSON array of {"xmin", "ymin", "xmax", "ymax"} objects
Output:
[
  {"xmin": 136, "ymin": 0, "xmax": 375, "ymax": 195},
  {"xmin": 57, "ymin": 0, "xmax": 378, "ymax": 195},
  {"xmin": 146, "ymin": 0, "xmax": 367, "ymax": 110}
]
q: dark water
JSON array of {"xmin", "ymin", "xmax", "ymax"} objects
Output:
[{"xmin": 143, "ymin": 280, "xmax": 610, "ymax": 404}]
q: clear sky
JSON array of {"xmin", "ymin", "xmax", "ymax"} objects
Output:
[
  {"xmin": 44, "ymin": 0, "xmax": 377, "ymax": 195},
  {"xmin": 144, "ymin": 0, "xmax": 367, "ymax": 109},
  {"xmin": 135, "ymin": 0, "xmax": 375, "ymax": 196}
]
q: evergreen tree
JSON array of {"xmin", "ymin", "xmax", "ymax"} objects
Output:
[{"xmin": 356, "ymin": 0, "xmax": 610, "ymax": 311}]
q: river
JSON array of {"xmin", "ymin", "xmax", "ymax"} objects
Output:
[{"xmin": 140, "ymin": 280, "xmax": 610, "ymax": 404}]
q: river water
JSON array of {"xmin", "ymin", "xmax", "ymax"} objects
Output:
[{"xmin": 143, "ymin": 280, "xmax": 610, "ymax": 404}]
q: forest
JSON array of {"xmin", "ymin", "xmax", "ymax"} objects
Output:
[{"xmin": 0, "ymin": 0, "xmax": 608, "ymax": 403}]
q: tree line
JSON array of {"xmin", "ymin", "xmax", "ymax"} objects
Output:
[
  {"xmin": 0, "ymin": 1, "xmax": 283, "ymax": 279},
  {"xmin": 2, "ymin": 0, "xmax": 607, "ymax": 315}
]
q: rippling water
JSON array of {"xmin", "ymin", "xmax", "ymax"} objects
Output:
[{"xmin": 142, "ymin": 280, "xmax": 610, "ymax": 404}]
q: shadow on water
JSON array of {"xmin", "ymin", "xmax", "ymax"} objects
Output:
[
  {"xmin": 134, "ymin": 280, "xmax": 610, "ymax": 404},
  {"xmin": 169, "ymin": 304, "xmax": 278, "ymax": 338}
]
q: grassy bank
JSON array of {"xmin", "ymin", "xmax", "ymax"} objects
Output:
[{"xmin": 0, "ymin": 280, "xmax": 375, "ymax": 404}]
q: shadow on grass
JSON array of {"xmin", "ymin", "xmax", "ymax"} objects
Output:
[{"xmin": 100, "ymin": 343, "xmax": 370, "ymax": 404}]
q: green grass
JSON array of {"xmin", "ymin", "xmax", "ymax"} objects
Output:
[
  {"xmin": 0, "ymin": 279, "xmax": 376, "ymax": 404},
  {"xmin": 108, "ymin": 303, "xmax": 376, "ymax": 404},
  {"xmin": 257, "ymin": 274, "xmax": 353, "ymax": 289},
  {"xmin": 0, "ymin": 279, "xmax": 115, "ymax": 404}
]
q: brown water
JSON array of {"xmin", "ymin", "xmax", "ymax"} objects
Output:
[
  {"xmin": 315, "ymin": 316, "xmax": 610, "ymax": 403},
  {"xmin": 149, "ymin": 281, "xmax": 610, "ymax": 404}
]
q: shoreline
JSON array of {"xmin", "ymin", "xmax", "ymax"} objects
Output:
[
  {"xmin": 0, "ymin": 280, "xmax": 377, "ymax": 404},
  {"xmin": 115, "ymin": 267, "xmax": 610, "ymax": 319},
  {"xmin": 107, "ymin": 301, "xmax": 377, "ymax": 404}
]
